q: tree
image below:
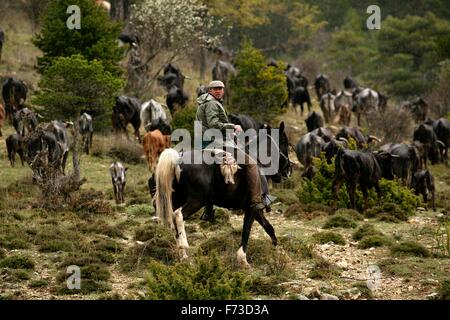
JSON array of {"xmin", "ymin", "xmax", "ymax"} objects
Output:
[
  {"xmin": 33, "ymin": 0, "xmax": 123, "ymax": 75},
  {"xmin": 229, "ymin": 41, "xmax": 287, "ymax": 123},
  {"xmin": 325, "ymin": 9, "xmax": 377, "ymax": 78},
  {"xmin": 32, "ymin": 54, "xmax": 123, "ymax": 131},
  {"xmin": 371, "ymin": 12, "xmax": 450, "ymax": 97},
  {"xmin": 127, "ymin": 0, "xmax": 221, "ymax": 95}
]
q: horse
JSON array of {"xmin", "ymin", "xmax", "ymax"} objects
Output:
[
  {"xmin": 153, "ymin": 123, "xmax": 291, "ymax": 267},
  {"xmin": 140, "ymin": 99, "xmax": 170, "ymax": 132},
  {"xmin": 112, "ymin": 95, "xmax": 141, "ymax": 142},
  {"xmin": 142, "ymin": 129, "xmax": 171, "ymax": 172}
]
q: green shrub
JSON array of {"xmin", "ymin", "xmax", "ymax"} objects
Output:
[
  {"xmin": 279, "ymin": 236, "xmax": 314, "ymax": 259},
  {"xmin": 323, "ymin": 214, "xmax": 357, "ymax": 229},
  {"xmin": 248, "ymin": 275, "xmax": 285, "ymax": 297},
  {"xmin": 391, "ymin": 241, "xmax": 431, "ymax": 258},
  {"xmin": 437, "ymin": 279, "xmax": 450, "ymax": 300},
  {"xmin": 32, "ymin": 54, "xmax": 123, "ymax": 131},
  {"xmin": 146, "ymin": 253, "xmax": 251, "ymax": 300},
  {"xmin": 357, "ymin": 235, "xmax": 392, "ymax": 249},
  {"xmin": 171, "ymin": 106, "xmax": 197, "ymax": 143},
  {"xmin": 308, "ymin": 257, "xmax": 341, "ymax": 279},
  {"xmin": 352, "ymin": 224, "xmax": 383, "ymax": 241},
  {"xmin": 364, "ymin": 202, "xmax": 411, "ymax": 222},
  {"xmin": 39, "ymin": 240, "xmax": 74, "ymax": 253},
  {"xmin": 0, "ymin": 255, "xmax": 35, "ymax": 269},
  {"xmin": 313, "ymin": 232, "xmax": 346, "ymax": 245},
  {"xmin": 298, "ymin": 154, "xmax": 421, "ymax": 214},
  {"xmin": 29, "ymin": 279, "xmax": 49, "ymax": 288},
  {"xmin": 229, "ymin": 41, "xmax": 287, "ymax": 123},
  {"xmin": 33, "ymin": 0, "xmax": 123, "ymax": 76}
]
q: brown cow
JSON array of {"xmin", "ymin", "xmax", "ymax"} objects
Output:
[
  {"xmin": 142, "ymin": 129, "xmax": 171, "ymax": 172},
  {"xmin": 0, "ymin": 103, "xmax": 5, "ymax": 136}
]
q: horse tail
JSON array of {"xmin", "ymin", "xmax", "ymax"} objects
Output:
[{"xmin": 155, "ymin": 148, "xmax": 181, "ymax": 229}]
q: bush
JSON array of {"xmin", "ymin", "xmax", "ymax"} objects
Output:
[
  {"xmin": 0, "ymin": 255, "xmax": 35, "ymax": 269},
  {"xmin": 313, "ymin": 232, "xmax": 346, "ymax": 245},
  {"xmin": 107, "ymin": 138, "xmax": 145, "ymax": 164},
  {"xmin": 323, "ymin": 214, "xmax": 357, "ymax": 229},
  {"xmin": 32, "ymin": 54, "xmax": 123, "ymax": 131},
  {"xmin": 352, "ymin": 224, "xmax": 382, "ymax": 241},
  {"xmin": 146, "ymin": 253, "xmax": 251, "ymax": 300},
  {"xmin": 391, "ymin": 241, "xmax": 431, "ymax": 258},
  {"xmin": 437, "ymin": 279, "xmax": 450, "ymax": 300},
  {"xmin": 298, "ymin": 154, "xmax": 421, "ymax": 214},
  {"xmin": 357, "ymin": 235, "xmax": 392, "ymax": 249},
  {"xmin": 171, "ymin": 106, "xmax": 198, "ymax": 144},
  {"xmin": 229, "ymin": 41, "xmax": 287, "ymax": 123},
  {"xmin": 308, "ymin": 257, "xmax": 341, "ymax": 280},
  {"xmin": 33, "ymin": 0, "xmax": 123, "ymax": 75}
]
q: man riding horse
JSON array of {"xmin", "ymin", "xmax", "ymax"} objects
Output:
[{"xmin": 195, "ymin": 80, "xmax": 265, "ymax": 221}]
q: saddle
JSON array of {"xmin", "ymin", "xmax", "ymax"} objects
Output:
[{"xmin": 204, "ymin": 149, "xmax": 240, "ymax": 185}]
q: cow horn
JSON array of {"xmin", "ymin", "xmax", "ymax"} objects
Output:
[
  {"xmin": 368, "ymin": 135, "xmax": 382, "ymax": 143},
  {"xmin": 437, "ymin": 140, "xmax": 445, "ymax": 147},
  {"xmin": 389, "ymin": 153, "xmax": 401, "ymax": 158},
  {"xmin": 338, "ymin": 137, "xmax": 349, "ymax": 144},
  {"xmin": 36, "ymin": 113, "xmax": 44, "ymax": 119}
]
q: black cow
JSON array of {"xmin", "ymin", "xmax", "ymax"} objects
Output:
[
  {"xmin": 166, "ymin": 85, "xmax": 188, "ymax": 114},
  {"xmin": 6, "ymin": 133, "xmax": 25, "ymax": 167},
  {"xmin": 379, "ymin": 143, "xmax": 421, "ymax": 185},
  {"xmin": 335, "ymin": 126, "xmax": 381, "ymax": 149},
  {"xmin": 332, "ymin": 149, "xmax": 396, "ymax": 210},
  {"xmin": 212, "ymin": 60, "xmax": 236, "ymax": 104},
  {"xmin": 13, "ymin": 108, "xmax": 37, "ymax": 136},
  {"xmin": 148, "ymin": 118, "xmax": 172, "ymax": 136},
  {"xmin": 295, "ymin": 132, "xmax": 325, "ymax": 168},
  {"xmin": 112, "ymin": 95, "xmax": 141, "ymax": 142},
  {"xmin": 413, "ymin": 123, "xmax": 444, "ymax": 167},
  {"xmin": 0, "ymin": 29, "xmax": 4, "ymax": 62},
  {"xmin": 158, "ymin": 63, "xmax": 185, "ymax": 91},
  {"xmin": 110, "ymin": 161, "xmax": 127, "ymax": 204},
  {"xmin": 314, "ymin": 74, "xmax": 331, "ymax": 101},
  {"xmin": 311, "ymin": 127, "xmax": 334, "ymax": 142},
  {"xmin": 2, "ymin": 77, "xmax": 27, "ymax": 124},
  {"xmin": 196, "ymin": 84, "xmax": 208, "ymax": 97},
  {"xmin": 22, "ymin": 129, "xmax": 66, "ymax": 176},
  {"xmin": 377, "ymin": 91, "xmax": 389, "ymax": 112},
  {"xmin": 431, "ymin": 118, "xmax": 450, "ymax": 165},
  {"xmin": 411, "ymin": 170, "xmax": 435, "ymax": 211},
  {"xmin": 402, "ymin": 98, "xmax": 429, "ymax": 123},
  {"xmin": 305, "ymin": 111, "xmax": 324, "ymax": 132},
  {"xmin": 323, "ymin": 138, "xmax": 348, "ymax": 164},
  {"xmin": 343, "ymin": 76, "xmax": 357, "ymax": 90},
  {"xmin": 118, "ymin": 33, "xmax": 139, "ymax": 48},
  {"xmin": 43, "ymin": 120, "xmax": 70, "ymax": 174},
  {"xmin": 292, "ymin": 86, "xmax": 312, "ymax": 115},
  {"xmin": 79, "ymin": 113, "xmax": 94, "ymax": 155}
]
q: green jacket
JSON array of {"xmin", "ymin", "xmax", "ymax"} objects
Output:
[{"xmin": 196, "ymin": 93, "xmax": 235, "ymax": 134}]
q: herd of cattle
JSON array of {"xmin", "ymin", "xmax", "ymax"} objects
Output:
[{"xmin": 1, "ymin": 54, "xmax": 450, "ymax": 211}]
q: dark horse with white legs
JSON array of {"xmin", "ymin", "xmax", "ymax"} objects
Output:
[{"xmin": 153, "ymin": 123, "xmax": 291, "ymax": 267}]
